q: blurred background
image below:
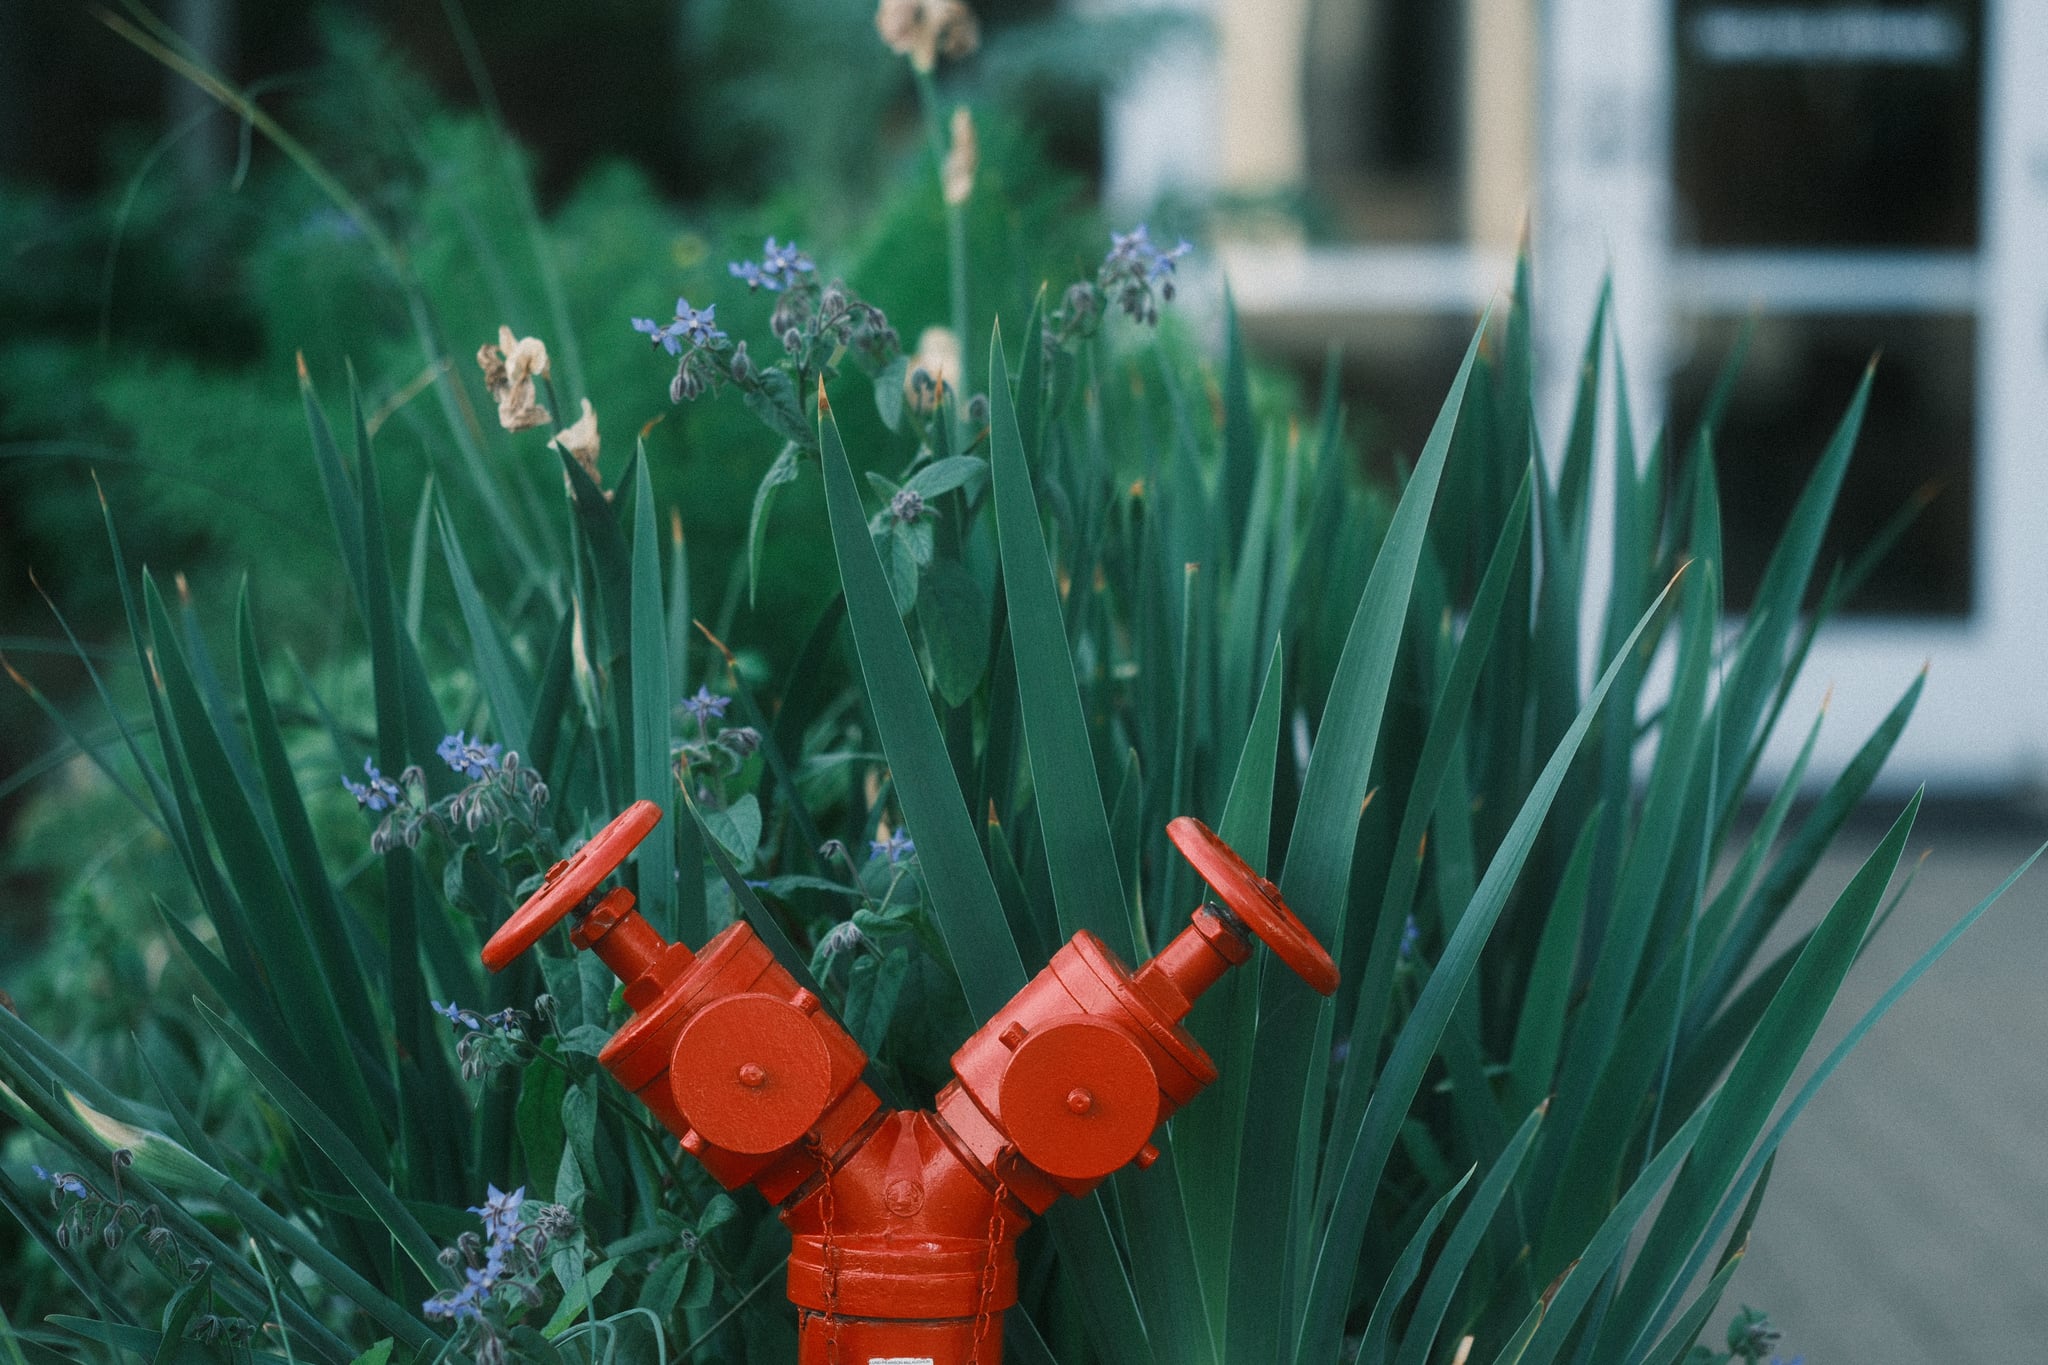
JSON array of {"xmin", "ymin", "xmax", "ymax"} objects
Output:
[{"xmin": 3, "ymin": 0, "xmax": 2042, "ymax": 1358}]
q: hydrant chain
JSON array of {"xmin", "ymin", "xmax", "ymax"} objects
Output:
[{"xmin": 481, "ymin": 802, "xmax": 1338, "ymax": 1365}]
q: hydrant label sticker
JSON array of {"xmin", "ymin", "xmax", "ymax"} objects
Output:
[{"xmin": 867, "ymin": 1359, "xmax": 935, "ymax": 1365}]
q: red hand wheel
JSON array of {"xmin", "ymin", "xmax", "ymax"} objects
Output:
[
  {"xmin": 482, "ymin": 799, "xmax": 665, "ymax": 972},
  {"xmin": 1167, "ymin": 816, "xmax": 1339, "ymax": 995}
]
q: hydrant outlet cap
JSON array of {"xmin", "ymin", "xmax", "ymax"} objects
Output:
[
  {"xmin": 998, "ymin": 1019, "xmax": 1159, "ymax": 1181},
  {"xmin": 669, "ymin": 994, "xmax": 834, "ymax": 1156},
  {"xmin": 1167, "ymin": 816, "xmax": 1340, "ymax": 995},
  {"xmin": 482, "ymin": 800, "xmax": 664, "ymax": 971}
]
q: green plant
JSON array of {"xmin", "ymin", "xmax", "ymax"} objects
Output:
[{"xmin": 4, "ymin": 9, "xmax": 2040, "ymax": 1365}]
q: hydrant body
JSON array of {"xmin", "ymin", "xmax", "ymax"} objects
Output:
[{"xmin": 483, "ymin": 802, "xmax": 1337, "ymax": 1363}]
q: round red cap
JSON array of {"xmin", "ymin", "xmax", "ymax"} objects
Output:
[
  {"xmin": 1167, "ymin": 816, "xmax": 1340, "ymax": 995},
  {"xmin": 669, "ymin": 994, "xmax": 834, "ymax": 1156},
  {"xmin": 998, "ymin": 1018, "xmax": 1160, "ymax": 1181},
  {"xmin": 482, "ymin": 800, "xmax": 664, "ymax": 971}
]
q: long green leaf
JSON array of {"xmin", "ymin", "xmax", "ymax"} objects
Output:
[
  {"xmin": 817, "ymin": 396, "xmax": 1025, "ymax": 1019},
  {"xmin": 198, "ymin": 1003, "xmax": 446, "ymax": 1285},
  {"xmin": 1620, "ymin": 837, "xmax": 2044, "ymax": 1360},
  {"xmin": 628, "ymin": 448, "xmax": 680, "ymax": 939},
  {"xmin": 1359, "ymin": 1167, "xmax": 1474, "ymax": 1365},
  {"xmin": 437, "ymin": 507, "xmax": 534, "ymax": 758},
  {"xmin": 989, "ymin": 323, "xmax": 1134, "ymax": 960}
]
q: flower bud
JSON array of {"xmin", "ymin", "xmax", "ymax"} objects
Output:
[{"xmin": 731, "ymin": 340, "xmax": 753, "ymax": 383}]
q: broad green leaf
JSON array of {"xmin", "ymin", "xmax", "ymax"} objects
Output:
[{"xmin": 748, "ymin": 442, "xmax": 803, "ymax": 606}]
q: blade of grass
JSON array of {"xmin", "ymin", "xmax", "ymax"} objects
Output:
[{"xmin": 628, "ymin": 446, "xmax": 679, "ymax": 940}]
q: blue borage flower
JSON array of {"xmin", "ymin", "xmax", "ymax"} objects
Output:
[
  {"xmin": 682, "ymin": 685, "xmax": 731, "ymax": 724},
  {"xmin": 342, "ymin": 757, "xmax": 402, "ymax": 812},
  {"xmin": 438, "ymin": 731, "xmax": 503, "ymax": 781},
  {"xmin": 30, "ymin": 1165, "xmax": 88, "ymax": 1198},
  {"xmin": 871, "ymin": 830, "xmax": 915, "ymax": 864},
  {"xmin": 631, "ymin": 299, "xmax": 726, "ymax": 356},
  {"xmin": 729, "ymin": 236, "xmax": 816, "ymax": 293}
]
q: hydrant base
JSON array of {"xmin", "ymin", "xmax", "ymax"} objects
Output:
[{"xmin": 796, "ymin": 1309, "xmax": 1003, "ymax": 1365}]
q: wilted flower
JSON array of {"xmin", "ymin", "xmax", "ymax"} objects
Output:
[
  {"xmin": 343, "ymin": 757, "xmax": 403, "ymax": 812},
  {"xmin": 818, "ymin": 920, "xmax": 866, "ymax": 959},
  {"xmin": 905, "ymin": 326, "xmax": 962, "ymax": 411},
  {"xmin": 876, "ymin": 0, "xmax": 980, "ymax": 72},
  {"xmin": 476, "ymin": 327, "xmax": 551, "ymax": 432},
  {"xmin": 942, "ymin": 105, "xmax": 978, "ymax": 206},
  {"xmin": 549, "ymin": 399, "xmax": 602, "ymax": 491}
]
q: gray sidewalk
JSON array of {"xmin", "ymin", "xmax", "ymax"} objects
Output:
[{"xmin": 1722, "ymin": 800, "xmax": 2048, "ymax": 1363}]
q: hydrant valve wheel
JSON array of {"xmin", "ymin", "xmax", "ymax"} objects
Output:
[
  {"xmin": 669, "ymin": 994, "xmax": 835, "ymax": 1156},
  {"xmin": 483, "ymin": 799, "xmax": 665, "ymax": 971},
  {"xmin": 1168, "ymin": 815, "xmax": 1340, "ymax": 996}
]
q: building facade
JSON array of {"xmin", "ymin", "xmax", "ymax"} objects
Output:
[{"xmin": 1105, "ymin": 0, "xmax": 2047, "ymax": 794}]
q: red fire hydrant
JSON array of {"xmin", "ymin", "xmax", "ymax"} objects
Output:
[{"xmin": 482, "ymin": 801, "xmax": 1338, "ymax": 1364}]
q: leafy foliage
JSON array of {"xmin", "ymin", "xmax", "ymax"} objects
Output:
[{"xmin": 3, "ymin": 8, "xmax": 2038, "ymax": 1365}]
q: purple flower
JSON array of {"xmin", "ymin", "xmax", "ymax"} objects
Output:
[
  {"xmin": 31, "ymin": 1165, "xmax": 89, "ymax": 1199},
  {"xmin": 342, "ymin": 758, "xmax": 402, "ymax": 812},
  {"xmin": 438, "ymin": 731, "xmax": 503, "ymax": 781},
  {"xmin": 682, "ymin": 686, "xmax": 730, "ymax": 724},
  {"xmin": 870, "ymin": 830, "xmax": 915, "ymax": 864},
  {"xmin": 1398, "ymin": 914, "xmax": 1420, "ymax": 962}
]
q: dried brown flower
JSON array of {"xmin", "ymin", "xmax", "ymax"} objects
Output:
[
  {"xmin": 477, "ymin": 326, "xmax": 551, "ymax": 432},
  {"xmin": 876, "ymin": 0, "xmax": 979, "ymax": 73},
  {"xmin": 943, "ymin": 105, "xmax": 978, "ymax": 206}
]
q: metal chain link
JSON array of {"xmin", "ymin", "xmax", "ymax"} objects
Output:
[
  {"xmin": 970, "ymin": 1157, "xmax": 1010, "ymax": 1365},
  {"xmin": 807, "ymin": 1134, "xmax": 843, "ymax": 1365}
]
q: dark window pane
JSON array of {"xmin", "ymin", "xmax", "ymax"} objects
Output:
[
  {"xmin": 1673, "ymin": 2, "xmax": 1982, "ymax": 247},
  {"xmin": 1668, "ymin": 312, "xmax": 1974, "ymax": 617},
  {"xmin": 1303, "ymin": 0, "xmax": 1465, "ymax": 242}
]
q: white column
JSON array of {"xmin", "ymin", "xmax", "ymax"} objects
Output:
[
  {"xmin": 1536, "ymin": 0, "xmax": 1674, "ymax": 684},
  {"xmin": 1101, "ymin": 0, "xmax": 1226, "ymax": 215},
  {"xmin": 1973, "ymin": 0, "xmax": 2048, "ymax": 788}
]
